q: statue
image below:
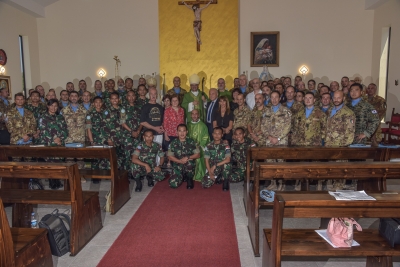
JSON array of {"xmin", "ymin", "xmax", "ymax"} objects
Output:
[{"xmin": 182, "ymin": 0, "xmax": 213, "ymax": 45}]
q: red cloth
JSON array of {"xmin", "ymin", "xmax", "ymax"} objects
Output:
[{"xmin": 163, "ymin": 106, "xmax": 184, "ymax": 137}]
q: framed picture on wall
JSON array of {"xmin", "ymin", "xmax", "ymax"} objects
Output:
[
  {"xmin": 251, "ymin": 31, "xmax": 280, "ymax": 67},
  {"xmin": 0, "ymin": 76, "xmax": 11, "ymax": 99}
]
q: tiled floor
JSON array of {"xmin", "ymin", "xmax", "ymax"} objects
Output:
[{"xmin": 5, "ymin": 179, "xmax": 400, "ymax": 267}]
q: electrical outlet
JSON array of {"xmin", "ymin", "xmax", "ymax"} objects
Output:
[{"xmin": 396, "ymin": 80, "xmax": 399, "ymax": 86}]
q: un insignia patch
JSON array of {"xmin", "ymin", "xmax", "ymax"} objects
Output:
[{"xmin": 372, "ymin": 110, "xmax": 378, "ymax": 114}]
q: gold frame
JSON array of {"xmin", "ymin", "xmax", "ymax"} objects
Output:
[
  {"xmin": 251, "ymin": 31, "xmax": 280, "ymax": 67},
  {"xmin": 0, "ymin": 75, "xmax": 11, "ymax": 99}
]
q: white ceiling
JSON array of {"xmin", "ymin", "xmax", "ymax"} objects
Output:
[{"xmin": 31, "ymin": 0, "xmax": 60, "ymax": 7}]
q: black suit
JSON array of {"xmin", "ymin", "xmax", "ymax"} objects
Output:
[{"xmin": 205, "ymin": 100, "xmax": 219, "ymax": 140}]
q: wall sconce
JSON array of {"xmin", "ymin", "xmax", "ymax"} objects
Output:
[
  {"xmin": 98, "ymin": 68, "xmax": 106, "ymax": 78},
  {"xmin": 0, "ymin": 66, "xmax": 5, "ymax": 75},
  {"xmin": 299, "ymin": 65, "xmax": 309, "ymax": 80}
]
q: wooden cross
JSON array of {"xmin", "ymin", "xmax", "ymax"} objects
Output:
[{"xmin": 179, "ymin": 0, "xmax": 218, "ymax": 51}]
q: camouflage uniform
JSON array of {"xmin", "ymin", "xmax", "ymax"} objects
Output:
[
  {"xmin": 62, "ymin": 104, "xmax": 87, "ymax": 143},
  {"xmin": 91, "ymin": 91, "xmax": 104, "ymax": 99},
  {"xmin": 167, "ymin": 137, "xmax": 199, "ymax": 188},
  {"xmin": 26, "ymin": 103, "xmax": 47, "ymax": 144},
  {"xmin": 117, "ymin": 90, "xmax": 128, "ymax": 106},
  {"xmin": 0, "ymin": 98, "xmax": 11, "ymax": 131},
  {"xmin": 131, "ymin": 141, "xmax": 165, "ymax": 181},
  {"xmin": 367, "ymin": 95, "xmax": 386, "ymax": 143},
  {"xmin": 233, "ymin": 105, "xmax": 251, "ymax": 132},
  {"xmin": 62, "ymin": 104, "xmax": 87, "ymax": 169},
  {"xmin": 249, "ymin": 106, "xmax": 267, "ymax": 146},
  {"xmin": 167, "ymin": 88, "xmax": 187, "ymax": 104},
  {"xmin": 6, "ymin": 107, "xmax": 37, "ymax": 144},
  {"xmin": 202, "ymin": 141, "xmax": 232, "ymax": 188},
  {"xmin": 347, "ymin": 99, "xmax": 380, "ymax": 144},
  {"xmin": 120, "ymin": 104, "xmax": 141, "ymax": 170},
  {"xmin": 230, "ymin": 137, "xmax": 256, "ymax": 183},
  {"xmin": 38, "ymin": 113, "xmax": 68, "ymax": 146},
  {"xmin": 261, "ymin": 104, "xmax": 292, "ymax": 146},
  {"xmin": 325, "ymin": 105, "xmax": 355, "ymax": 146},
  {"xmin": 283, "ymin": 101, "xmax": 304, "ymax": 144},
  {"xmin": 291, "ymin": 107, "xmax": 327, "ymax": 146},
  {"xmin": 86, "ymin": 108, "xmax": 110, "ymax": 170},
  {"xmin": 135, "ymin": 97, "xmax": 149, "ymax": 110},
  {"xmin": 104, "ymin": 106, "xmax": 125, "ymax": 168},
  {"xmin": 103, "ymin": 90, "xmax": 114, "ymax": 108}
]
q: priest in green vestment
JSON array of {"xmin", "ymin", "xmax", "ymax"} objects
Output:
[
  {"xmin": 182, "ymin": 74, "xmax": 209, "ymax": 122},
  {"xmin": 188, "ymin": 109, "xmax": 210, "ymax": 182},
  {"xmin": 217, "ymin": 78, "xmax": 232, "ymax": 101}
]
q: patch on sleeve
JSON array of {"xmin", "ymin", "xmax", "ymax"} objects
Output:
[
  {"xmin": 86, "ymin": 115, "xmax": 91, "ymax": 120},
  {"xmin": 372, "ymin": 110, "xmax": 377, "ymax": 114},
  {"xmin": 136, "ymin": 145, "xmax": 142, "ymax": 150},
  {"xmin": 104, "ymin": 111, "xmax": 108, "ymax": 115},
  {"xmin": 350, "ymin": 119, "xmax": 354, "ymax": 124},
  {"xmin": 121, "ymin": 108, "xmax": 125, "ymax": 113},
  {"xmin": 39, "ymin": 118, "xmax": 42, "ymax": 124}
]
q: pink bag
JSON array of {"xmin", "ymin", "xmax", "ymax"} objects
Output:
[{"xmin": 327, "ymin": 218, "xmax": 362, "ymax": 247}]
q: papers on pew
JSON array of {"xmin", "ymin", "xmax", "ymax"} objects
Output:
[
  {"xmin": 30, "ymin": 145, "xmax": 45, "ymax": 147},
  {"xmin": 315, "ymin": 230, "xmax": 360, "ymax": 248},
  {"xmin": 328, "ymin": 190, "xmax": 376, "ymax": 201},
  {"xmin": 378, "ymin": 144, "xmax": 400, "ymax": 148}
]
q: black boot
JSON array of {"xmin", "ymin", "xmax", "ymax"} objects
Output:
[
  {"xmin": 49, "ymin": 179, "xmax": 57, "ymax": 190},
  {"xmin": 147, "ymin": 175, "xmax": 154, "ymax": 187},
  {"xmin": 56, "ymin": 179, "xmax": 63, "ymax": 188},
  {"xmin": 215, "ymin": 176, "xmax": 222, "ymax": 184},
  {"xmin": 223, "ymin": 178, "xmax": 230, "ymax": 191},
  {"xmin": 135, "ymin": 179, "xmax": 142, "ymax": 192},
  {"xmin": 186, "ymin": 176, "xmax": 194, "ymax": 190}
]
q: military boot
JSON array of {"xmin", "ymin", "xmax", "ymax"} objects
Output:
[
  {"xmin": 266, "ymin": 180, "xmax": 277, "ymax": 191},
  {"xmin": 186, "ymin": 175, "xmax": 194, "ymax": 190},
  {"xmin": 135, "ymin": 178, "xmax": 142, "ymax": 192},
  {"xmin": 222, "ymin": 178, "xmax": 229, "ymax": 191},
  {"xmin": 147, "ymin": 175, "xmax": 154, "ymax": 187}
]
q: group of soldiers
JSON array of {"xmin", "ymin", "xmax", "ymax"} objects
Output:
[{"xmin": 0, "ymin": 73, "xmax": 386, "ymax": 192}]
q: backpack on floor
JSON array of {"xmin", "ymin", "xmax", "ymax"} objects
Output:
[{"xmin": 39, "ymin": 209, "xmax": 71, "ymax": 256}]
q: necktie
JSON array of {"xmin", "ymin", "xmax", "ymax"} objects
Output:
[{"xmin": 207, "ymin": 101, "xmax": 215, "ymax": 123}]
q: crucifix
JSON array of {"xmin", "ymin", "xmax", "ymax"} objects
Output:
[
  {"xmin": 113, "ymin": 55, "xmax": 121, "ymax": 81},
  {"xmin": 179, "ymin": 0, "xmax": 217, "ymax": 51}
]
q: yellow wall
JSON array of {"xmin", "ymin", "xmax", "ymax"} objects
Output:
[{"xmin": 159, "ymin": 0, "xmax": 238, "ymax": 95}]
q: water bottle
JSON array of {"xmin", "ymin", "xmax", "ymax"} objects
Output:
[{"xmin": 30, "ymin": 212, "xmax": 38, "ymax": 228}]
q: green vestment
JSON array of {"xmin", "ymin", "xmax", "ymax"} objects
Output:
[
  {"xmin": 188, "ymin": 119, "xmax": 210, "ymax": 182},
  {"xmin": 181, "ymin": 90, "xmax": 209, "ymax": 123},
  {"xmin": 218, "ymin": 90, "xmax": 232, "ymax": 101}
]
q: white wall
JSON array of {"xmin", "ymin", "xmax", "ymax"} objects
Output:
[
  {"xmin": 239, "ymin": 0, "xmax": 374, "ymax": 85},
  {"xmin": 0, "ymin": 2, "xmax": 41, "ymax": 98},
  {"xmin": 36, "ymin": 0, "xmax": 159, "ymax": 93},
  {"xmin": 371, "ymin": 0, "xmax": 400, "ymax": 121}
]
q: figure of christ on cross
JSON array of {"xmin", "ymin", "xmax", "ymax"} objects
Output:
[{"xmin": 181, "ymin": 0, "xmax": 213, "ymax": 50}]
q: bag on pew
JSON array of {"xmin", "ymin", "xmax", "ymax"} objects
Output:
[
  {"xmin": 104, "ymin": 190, "xmax": 111, "ymax": 212},
  {"xmin": 379, "ymin": 218, "xmax": 400, "ymax": 248},
  {"xmin": 39, "ymin": 209, "xmax": 71, "ymax": 256},
  {"xmin": 327, "ymin": 218, "xmax": 362, "ymax": 247}
]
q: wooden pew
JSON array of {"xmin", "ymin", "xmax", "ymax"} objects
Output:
[
  {"xmin": 263, "ymin": 192, "xmax": 400, "ymax": 267},
  {"xmin": 0, "ymin": 145, "xmax": 130, "ymax": 215},
  {"xmin": 0, "ymin": 162, "xmax": 103, "ymax": 256},
  {"xmin": 245, "ymin": 146, "xmax": 387, "ymax": 213},
  {"xmin": 0, "ymin": 198, "xmax": 53, "ymax": 267},
  {"xmin": 251, "ymin": 161, "xmax": 400, "ymax": 256}
]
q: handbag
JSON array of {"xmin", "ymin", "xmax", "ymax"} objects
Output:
[
  {"xmin": 379, "ymin": 218, "xmax": 400, "ymax": 248},
  {"xmin": 327, "ymin": 218, "xmax": 362, "ymax": 247}
]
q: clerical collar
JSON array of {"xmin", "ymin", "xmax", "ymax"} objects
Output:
[
  {"xmin": 191, "ymin": 119, "xmax": 200, "ymax": 124},
  {"xmin": 191, "ymin": 90, "xmax": 199, "ymax": 96},
  {"xmin": 351, "ymin": 97, "xmax": 361, "ymax": 106}
]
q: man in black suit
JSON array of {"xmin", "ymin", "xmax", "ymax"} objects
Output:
[{"xmin": 205, "ymin": 88, "xmax": 219, "ymax": 140}]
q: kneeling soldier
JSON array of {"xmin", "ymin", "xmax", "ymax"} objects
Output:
[
  {"xmin": 202, "ymin": 127, "xmax": 232, "ymax": 191},
  {"xmin": 231, "ymin": 127, "xmax": 256, "ymax": 183},
  {"xmin": 168, "ymin": 124, "xmax": 200, "ymax": 189},
  {"xmin": 131, "ymin": 129, "xmax": 165, "ymax": 192}
]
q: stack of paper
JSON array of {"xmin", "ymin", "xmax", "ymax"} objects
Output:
[
  {"xmin": 328, "ymin": 190, "xmax": 376, "ymax": 201},
  {"xmin": 315, "ymin": 230, "xmax": 360, "ymax": 248}
]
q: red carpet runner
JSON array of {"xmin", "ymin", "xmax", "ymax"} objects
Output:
[{"xmin": 97, "ymin": 180, "xmax": 241, "ymax": 267}]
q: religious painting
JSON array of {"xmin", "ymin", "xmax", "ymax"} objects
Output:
[
  {"xmin": 251, "ymin": 32, "xmax": 280, "ymax": 67},
  {"xmin": 0, "ymin": 76, "xmax": 11, "ymax": 99}
]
